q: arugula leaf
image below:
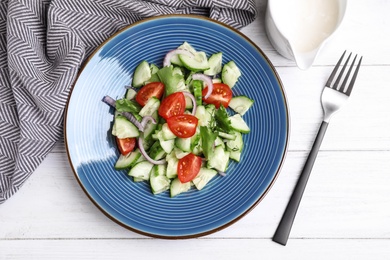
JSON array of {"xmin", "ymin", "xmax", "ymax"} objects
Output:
[
  {"xmin": 215, "ymin": 106, "xmax": 233, "ymax": 133},
  {"xmin": 115, "ymin": 98, "xmax": 142, "ymax": 121},
  {"xmin": 115, "ymin": 98, "xmax": 141, "ymax": 113},
  {"xmin": 200, "ymin": 126, "xmax": 217, "ymax": 160},
  {"xmin": 156, "ymin": 66, "xmax": 185, "ymax": 96}
]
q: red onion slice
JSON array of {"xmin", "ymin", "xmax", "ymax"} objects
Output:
[
  {"xmin": 121, "ymin": 112, "xmax": 143, "ymax": 130},
  {"xmin": 124, "ymin": 85, "xmax": 139, "ymax": 91},
  {"xmin": 140, "ymin": 116, "xmax": 156, "ymax": 130},
  {"xmin": 102, "ymin": 95, "xmax": 117, "ymax": 107},
  {"xmin": 163, "ymin": 49, "xmax": 194, "ymax": 67},
  {"xmin": 192, "ymin": 74, "xmax": 213, "ymax": 99},
  {"xmin": 138, "ymin": 135, "xmax": 166, "ymax": 165},
  {"xmin": 218, "ymin": 171, "xmax": 226, "ymax": 177},
  {"xmin": 183, "ymin": 92, "xmax": 197, "ymax": 115}
]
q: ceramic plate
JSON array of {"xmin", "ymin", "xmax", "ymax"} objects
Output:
[{"xmin": 65, "ymin": 15, "xmax": 289, "ymax": 238}]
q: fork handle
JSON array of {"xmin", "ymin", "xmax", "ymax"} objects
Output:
[{"xmin": 273, "ymin": 121, "xmax": 329, "ymax": 246}]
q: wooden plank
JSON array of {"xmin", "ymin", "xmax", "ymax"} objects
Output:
[
  {"xmin": 278, "ymin": 65, "xmax": 390, "ymax": 151},
  {"xmin": 0, "ymin": 239, "xmax": 389, "ymax": 260},
  {"xmin": 1, "ymin": 151, "xmax": 389, "ymax": 239}
]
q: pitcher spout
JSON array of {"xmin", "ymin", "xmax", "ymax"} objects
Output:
[
  {"xmin": 265, "ymin": 0, "xmax": 348, "ymax": 70},
  {"xmin": 293, "ymin": 48, "xmax": 321, "ymax": 70}
]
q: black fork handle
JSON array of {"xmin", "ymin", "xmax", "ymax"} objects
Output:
[{"xmin": 273, "ymin": 121, "xmax": 329, "ymax": 246}]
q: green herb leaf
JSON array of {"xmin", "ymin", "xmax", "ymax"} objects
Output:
[
  {"xmin": 200, "ymin": 126, "xmax": 217, "ymax": 160},
  {"xmin": 115, "ymin": 98, "xmax": 142, "ymax": 113},
  {"xmin": 156, "ymin": 66, "xmax": 185, "ymax": 96},
  {"xmin": 215, "ymin": 106, "xmax": 232, "ymax": 133}
]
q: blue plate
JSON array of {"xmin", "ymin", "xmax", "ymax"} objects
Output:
[{"xmin": 65, "ymin": 15, "xmax": 289, "ymax": 238}]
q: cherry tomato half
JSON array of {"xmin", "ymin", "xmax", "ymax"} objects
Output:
[
  {"xmin": 135, "ymin": 82, "xmax": 164, "ymax": 106},
  {"xmin": 167, "ymin": 114, "xmax": 198, "ymax": 138},
  {"xmin": 177, "ymin": 153, "xmax": 202, "ymax": 183},
  {"xmin": 158, "ymin": 92, "xmax": 186, "ymax": 120},
  {"xmin": 202, "ymin": 83, "xmax": 233, "ymax": 108},
  {"xmin": 116, "ymin": 137, "xmax": 136, "ymax": 156}
]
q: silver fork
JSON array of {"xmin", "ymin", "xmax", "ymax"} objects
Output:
[{"xmin": 272, "ymin": 51, "xmax": 363, "ymax": 246}]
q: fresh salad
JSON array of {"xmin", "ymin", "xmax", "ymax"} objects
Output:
[{"xmin": 103, "ymin": 42, "xmax": 254, "ymax": 197}]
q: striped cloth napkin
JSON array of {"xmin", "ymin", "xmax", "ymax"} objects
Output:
[{"xmin": 0, "ymin": 0, "xmax": 257, "ymax": 203}]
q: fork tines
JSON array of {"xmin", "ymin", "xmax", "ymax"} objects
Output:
[{"xmin": 325, "ymin": 51, "xmax": 363, "ymax": 96}]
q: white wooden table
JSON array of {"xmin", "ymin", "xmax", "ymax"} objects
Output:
[{"xmin": 1, "ymin": 0, "xmax": 389, "ymax": 259}]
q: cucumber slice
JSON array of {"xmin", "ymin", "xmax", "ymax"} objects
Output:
[
  {"xmin": 139, "ymin": 97, "xmax": 160, "ymax": 117},
  {"xmin": 114, "ymin": 149, "xmax": 142, "ymax": 170},
  {"xmin": 229, "ymin": 114, "xmax": 250, "ymax": 133},
  {"xmin": 170, "ymin": 42, "xmax": 197, "ymax": 66},
  {"xmin": 195, "ymin": 105, "xmax": 207, "ymax": 126},
  {"xmin": 133, "ymin": 177, "xmax": 144, "ymax": 182},
  {"xmin": 179, "ymin": 52, "xmax": 210, "ymax": 72},
  {"xmin": 192, "ymin": 80, "xmax": 203, "ymax": 106},
  {"xmin": 192, "ymin": 168, "xmax": 218, "ymax": 190},
  {"xmin": 125, "ymin": 88, "xmax": 137, "ymax": 100},
  {"xmin": 172, "ymin": 67, "xmax": 183, "ymax": 76},
  {"xmin": 229, "ymin": 150, "xmax": 241, "ymax": 162},
  {"xmin": 150, "ymin": 63, "xmax": 159, "ymax": 74},
  {"xmin": 195, "ymin": 105, "xmax": 213, "ymax": 127},
  {"xmin": 143, "ymin": 111, "xmax": 158, "ymax": 140},
  {"xmin": 222, "ymin": 61, "xmax": 241, "ymax": 88},
  {"xmin": 204, "ymin": 52, "xmax": 222, "ymax": 76},
  {"xmin": 166, "ymin": 157, "xmax": 178, "ymax": 179},
  {"xmin": 226, "ymin": 131, "xmax": 243, "ymax": 162},
  {"xmin": 175, "ymin": 137, "xmax": 191, "ymax": 152},
  {"xmin": 134, "ymin": 152, "xmax": 146, "ymax": 164},
  {"xmin": 158, "ymin": 134, "xmax": 175, "ymax": 154},
  {"xmin": 161, "ymin": 123, "xmax": 176, "ymax": 140},
  {"xmin": 146, "ymin": 64, "xmax": 160, "ymax": 84},
  {"xmin": 218, "ymin": 131, "xmax": 236, "ymax": 140},
  {"xmin": 185, "ymin": 71, "xmax": 195, "ymax": 85},
  {"xmin": 175, "ymin": 128, "xmax": 200, "ymax": 152},
  {"xmin": 228, "ymin": 96, "xmax": 254, "ymax": 115},
  {"xmin": 111, "ymin": 116, "xmax": 140, "ymax": 138},
  {"xmin": 150, "ymin": 165, "xmax": 170, "ymax": 194},
  {"xmin": 139, "ymin": 136, "xmax": 154, "ymax": 151},
  {"xmin": 149, "ymin": 141, "xmax": 166, "ymax": 160},
  {"xmin": 207, "ymin": 145, "xmax": 230, "ymax": 172},
  {"xmin": 170, "ymin": 178, "xmax": 191, "ymax": 197},
  {"xmin": 151, "ymin": 129, "xmax": 160, "ymax": 140},
  {"xmin": 184, "ymin": 91, "xmax": 193, "ymax": 109},
  {"xmin": 173, "ymin": 147, "xmax": 189, "ymax": 159},
  {"xmin": 170, "ymin": 55, "xmax": 183, "ymax": 66},
  {"xmin": 128, "ymin": 160, "xmax": 154, "ymax": 181},
  {"xmin": 212, "ymin": 78, "xmax": 222, "ymax": 84},
  {"xmin": 190, "ymin": 130, "xmax": 201, "ymax": 151},
  {"xmin": 176, "ymin": 79, "xmax": 187, "ymax": 93},
  {"xmin": 226, "ymin": 131, "xmax": 243, "ymax": 152},
  {"xmin": 132, "ymin": 61, "xmax": 151, "ymax": 87},
  {"xmin": 214, "ymin": 136, "xmax": 225, "ymax": 149},
  {"xmin": 192, "ymin": 141, "xmax": 202, "ymax": 156},
  {"xmin": 179, "ymin": 41, "xmax": 197, "ymax": 54},
  {"xmin": 165, "ymin": 150, "xmax": 176, "ymax": 162}
]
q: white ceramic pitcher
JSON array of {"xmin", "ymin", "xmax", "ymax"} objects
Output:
[{"xmin": 265, "ymin": 0, "xmax": 348, "ymax": 70}]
